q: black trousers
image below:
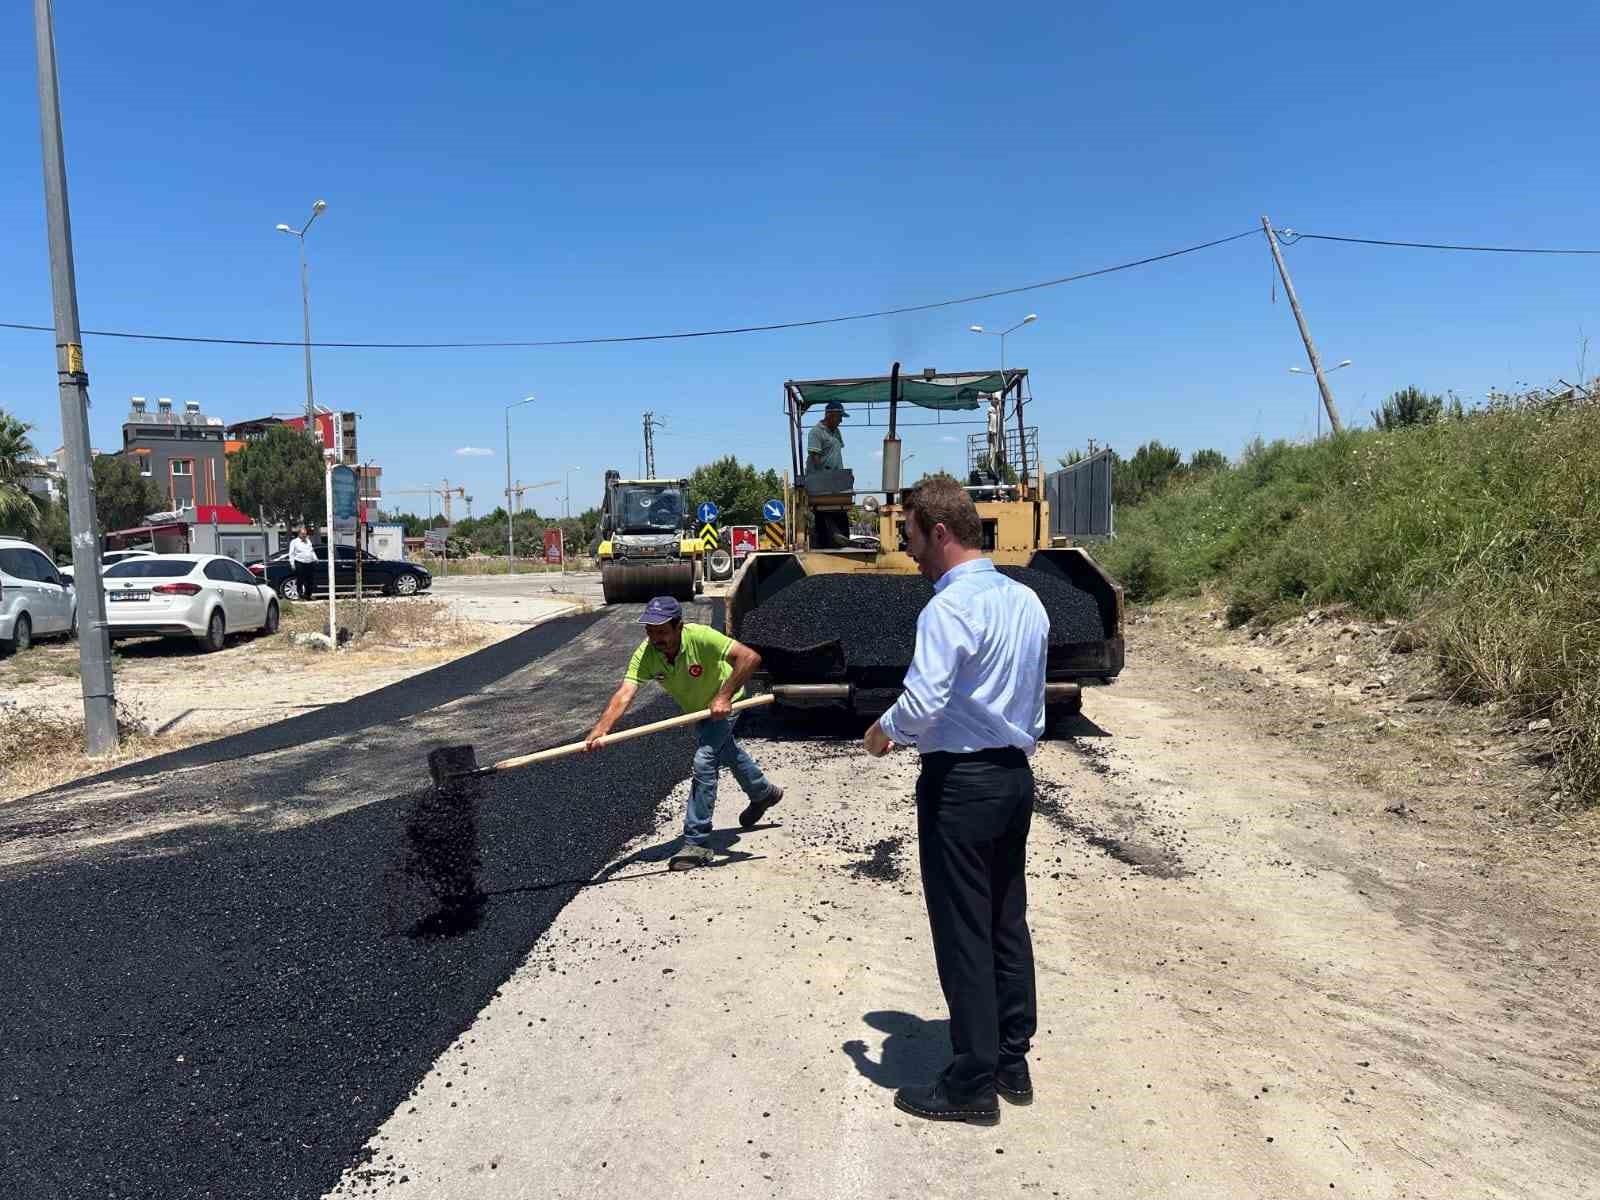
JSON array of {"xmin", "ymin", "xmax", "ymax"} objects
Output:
[
  {"xmin": 915, "ymin": 747, "xmax": 1038, "ymax": 1096},
  {"xmin": 293, "ymin": 561, "xmax": 316, "ymax": 600}
]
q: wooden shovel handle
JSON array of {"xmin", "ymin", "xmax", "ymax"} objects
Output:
[{"xmin": 487, "ymin": 693, "xmax": 776, "ymax": 773}]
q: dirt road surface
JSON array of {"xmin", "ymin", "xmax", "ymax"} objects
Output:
[
  {"xmin": 327, "ymin": 608, "xmax": 1599, "ymax": 1200},
  {"xmin": 4, "ymin": 600, "xmax": 1595, "ymax": 1199}
]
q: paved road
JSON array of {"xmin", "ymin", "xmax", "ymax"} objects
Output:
[
  {"xmin": 0, "ymin": 601, "xmax": 718, "ymax": 1200},
  {"xmin": 429, "ymin": 570, "xmax": 605, "ymax": 621}
]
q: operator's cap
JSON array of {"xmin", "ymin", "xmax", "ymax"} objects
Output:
[
  {"xmin": 639, "ymin": 596, "xmax": 683, "ymax": 625},
  {"xmin": 824, "ymin": 400, "xmax": 847, "ymax": 417}
]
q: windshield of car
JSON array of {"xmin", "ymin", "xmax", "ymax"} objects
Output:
[
  {"xmin": 104, "ymin": 559, "xmax": 199, "ymax": 578},
  {"xmin": 617, "ymin": 486, "xmax": 683, "ymax": 532}
]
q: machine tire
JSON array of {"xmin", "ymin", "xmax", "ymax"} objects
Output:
[{"xmin": 601, "ymin": 559, "xmax": 696, "ymax": 605}]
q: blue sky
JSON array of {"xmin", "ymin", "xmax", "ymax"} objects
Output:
[{"xmin": 3, "ymin": 1, "xmax": 1596, "ymax": 518}]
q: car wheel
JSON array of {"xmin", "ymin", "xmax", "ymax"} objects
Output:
[
  {"xmin": 394, "ymin": 572, "xmax": 419, "ymax": 596},
  {"xmin": 200, "ymin": 609, "xmax": 226, "ymax": 653},
  {"xmin": 67, "ymin": 607, "xmax": 78, "ymax": 640},
  {"xmin": 262, "ymin": 601, "xmax": 280, "ymax": 635},
  {"xmin": 278, "ymin": 578, "xmax": 301, "ymax": 601},
  {"xmin": 12, "ymin": 612, "xmax": 33, "ymax": 654}
]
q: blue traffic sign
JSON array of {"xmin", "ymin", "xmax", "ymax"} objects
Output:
[
  {"xmin": 762, "ymin": 498, "xmax": 785, "ymax": 522},
  {"xmin": 696, "ymin": 500, "xmax": 720, "ymax": 525}
]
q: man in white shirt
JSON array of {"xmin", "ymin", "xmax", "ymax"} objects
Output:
[
  {"xmin": 287, "ymin": 525, "xmax": 317, "ymax": 602},
  {"xmin": 864, "ymin": 477, "xmax": 1049, "ymax": 1126}
]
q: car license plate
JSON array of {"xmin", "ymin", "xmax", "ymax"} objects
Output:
[{"xmin": 110, "ymin": 590, "xmax": 150, "ymax": 602}]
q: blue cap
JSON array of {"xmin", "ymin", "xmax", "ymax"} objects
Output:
[
  {"xmin": 639, "ymin": 595, "xmax": 683, "ymax": 625},
  {"xmin": 824, "ymin": 400, "xmax": 847, "ymax": 416}
]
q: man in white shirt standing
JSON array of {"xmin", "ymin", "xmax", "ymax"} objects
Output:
[
  {"xmin": 287, "ymin": 525, "xmax": 317, "ymax": 602},
  {"xmin": 864, "ymin": 477, "xmax": 1049, "ymax": 1126}
]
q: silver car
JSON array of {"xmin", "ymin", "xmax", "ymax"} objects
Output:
[
  {"xmin": 103, "ymin": 554, "xmax": 280, "ymax": 652},
  {"xmin": 0, "ymin": 536, "xmax": 78, "ymax": 653}
]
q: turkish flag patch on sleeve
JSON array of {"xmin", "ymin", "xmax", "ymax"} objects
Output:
[{"xmin": 688, "ymin": 664, "xmax": 704, "ymax": 677}]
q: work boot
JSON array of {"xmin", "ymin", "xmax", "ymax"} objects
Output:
[
  {"xmin": 994, "ymin": 1062, "xmax": 1033, "ymax": 1105},
  {"xmin": 669, "ymin": 843, "xmax": 715, "ymax": 871},
  {"xmin": 892, "ymin": 1077, "xmax": 1000, "ymax": 1126},
  {"xmin": 739, "ymin": 784, "xmax": 784, "ymax": 830}
]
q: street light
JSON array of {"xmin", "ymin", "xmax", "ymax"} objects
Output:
[
  {"xmin": 969, "ymin": 314, "xmax": 1037, "ymax": 478},
  {"xmin": 274, "ymin": 198, "xmax": 328, "ymax": 426},
  {"xmin": 505, "ymin": 394, "xmax": 536, "ymax": 570},
  {"xmin": 1291, "ymin": 361, "xmax": 1352, "ymax": 438},
  {"xmin": 564, "ymin": 465, "xmax": 580, "ymax": 518}
]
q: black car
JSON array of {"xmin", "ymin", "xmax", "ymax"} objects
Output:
[{"xmin": 250, "ymin": 546, "xmax": 432, "ymax": 599}]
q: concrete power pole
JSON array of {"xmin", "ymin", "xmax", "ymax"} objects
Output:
[
  {"xmin": 642, "ymin": 411, "xmax": 663, "ymax": 478},
  {"xmin": 33, "ymin": 0, "xmax": 116, "ymax": 754},
  {"xmin": 1262, "ymin": 215, "xmax": 1344, "ymax": 435}
]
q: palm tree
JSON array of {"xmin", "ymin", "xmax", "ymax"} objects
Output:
[{"xmin": 0, "ymin": 410, "xmax": 43, "ymax": 537}]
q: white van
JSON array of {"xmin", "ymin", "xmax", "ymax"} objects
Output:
[{"xmin": 0, "ymin": 536, "xmax": 77, "ymax": 653}]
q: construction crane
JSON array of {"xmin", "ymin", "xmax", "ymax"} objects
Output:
[
  {"xmin": 389, "ymin": 479, "xmax": 467, "ymax": 524},
  {"xmin": 505, "ymin": 478, "xmax": 559, "ymax": 517}
]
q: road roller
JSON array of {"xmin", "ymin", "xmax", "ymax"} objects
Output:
[{"xmin": 595, "ymin": 469, "xmax": 699, "ymax": 604}]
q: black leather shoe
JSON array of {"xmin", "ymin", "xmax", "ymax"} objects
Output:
[
  {"xmin": 739, "ymin": 784, "xmax": 783, "ymax": 829},
  {"xmin": 893, "ymin": 1078, "xmax": 1000, "ymax": 1126},
  {"xmin": 994, "ymin": 1063, "xmax": 1033, "ymax": 1105}
]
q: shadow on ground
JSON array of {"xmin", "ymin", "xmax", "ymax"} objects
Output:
[{"xmin": 843, "ymin": 1010, "xmax": 951, "ymax": 1092}]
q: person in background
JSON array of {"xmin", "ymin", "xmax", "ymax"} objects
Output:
[
  {"xmin": 863, "ymin": 477, "xmax": 1049, "ymax": 1126},
  {"xmin": 586, "ymin": 596, "xmax": 783, "ymax": 870},
  {"xmin": 806, "ymin": 399, "xmax": 847, "ymax": 472},
  {"xmin": 288, "ymin": 525, "xmax": 317, "ymax": 601}
]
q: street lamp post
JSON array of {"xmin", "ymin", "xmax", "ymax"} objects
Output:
[
  {"xmin": 969, "ymin": 314, "xmax": 1037, "ymax": 479},
  {"xmin": 562, "ymin": 466, "xmax": 580, "ymax": 574},
  {"xmin": 504, "ymin": 394, "xmax": 535, "ymax": 571},
  {"xmin": 1291, "ymin": 360, "xmax": 1352, "ymax": 438},
  {"xmin": 275, "ymin": 199, "xmax": 327, "ymax": 427}
]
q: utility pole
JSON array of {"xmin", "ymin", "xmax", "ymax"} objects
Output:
[
  {"xmin": 34, "ymin": 0, "xmax": 116, "ymax": 754},
  {"xmin": 642, "ymin": 411, "xmax": 664, "ymax": 478},
  {"xmin": 1262, "ymin": 216, "xmax": 1344, "ymax": 434}
]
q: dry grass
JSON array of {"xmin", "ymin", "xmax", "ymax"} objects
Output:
[
  {"xmin": 274, "ymin": 597, "xmax": 486, "ymax": 650},
  {"xmin": 0, "ymin": 701, "xmax": 203, "ymax": 804}
]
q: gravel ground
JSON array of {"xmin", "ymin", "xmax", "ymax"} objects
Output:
[{"xmin": 0, "ymin": 604, "xmax": 700, "ymax": 1200}]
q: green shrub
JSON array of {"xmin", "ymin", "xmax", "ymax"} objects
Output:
[{"xmin": 1099, "ymin": 387, "xmax": 1600, "ymax": 804}]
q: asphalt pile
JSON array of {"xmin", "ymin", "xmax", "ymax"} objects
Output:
[
  {"xmin": 0, "ymin": 618, "xmax": 693, "ymax": 1200},
  {"xmin": 738, "ymin": 567, "xmax": 1104, "ymax": 669}
]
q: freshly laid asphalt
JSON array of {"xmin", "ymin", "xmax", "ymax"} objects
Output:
[{"xmin": 0, "ymin": 605, "xmax": 707, "ymax": 1200}]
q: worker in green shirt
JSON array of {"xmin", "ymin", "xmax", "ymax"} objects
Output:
[{"xmin": 585, "ymin": 595, "xmax": 783, "ymax": 870}]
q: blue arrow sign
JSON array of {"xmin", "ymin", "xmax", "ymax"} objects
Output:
[
  {"xmin": 696, "ymin": 500, "xmax": 720, "ymax": 525},
  {"xmin": 762, "ymin": 498, "xmax": 785, "ymax": 522}
]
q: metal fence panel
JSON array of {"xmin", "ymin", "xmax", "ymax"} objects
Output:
[{"xmin": 1046, "ymin": 452, "xmax": 1115, "ymax": 539}]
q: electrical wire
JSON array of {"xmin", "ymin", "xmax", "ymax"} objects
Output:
[
  {"xmin": 1278, "ymin": 230, "xmax": 1600, "ymax": 255},
  {"xmin": 0, "ymin": 228, "xmax": 1261, "ymax": 351}
]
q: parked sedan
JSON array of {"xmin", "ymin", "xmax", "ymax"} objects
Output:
[
  {"xmin": 59, "ymin": 548, "xmax": 156, "ymax": 585},
  {"xmin": 252, "ymin": 546, "xmax": 431, "ymax": 600},
  {"xmin": 1, "ymin": 536, "xmax": 77, "ymax": 653},
  {"xmin": 103, "ymin": 554, "xmax": 280, "ymax": 651}
]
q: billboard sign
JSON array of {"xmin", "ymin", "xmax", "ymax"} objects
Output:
[{"xmin": 543, "ymin": 528, "xmax": 564, "ymax": 564}]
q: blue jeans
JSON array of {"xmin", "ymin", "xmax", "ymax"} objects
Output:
[{"xmin": 686, "ymin": 717, "xmax": 772, "ymax": 846}]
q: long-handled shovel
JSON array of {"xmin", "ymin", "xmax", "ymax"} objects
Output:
[{"xmin": 427, "ymin": 693, "xmax": 778, "ymax": 798}]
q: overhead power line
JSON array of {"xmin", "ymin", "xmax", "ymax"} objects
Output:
[
  {"xmin": 0, "ymin": 228, "xmax": 1261, "ymax": 351},
  {"xmin": 1278, "ymin": 230, "xmax": 1600, "ymax": 255}
]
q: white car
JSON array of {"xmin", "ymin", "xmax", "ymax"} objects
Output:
[
  {"xmin": 0, "ymin": 536, "xmax": 78, "ymax": 653},
  {"xmin": 58, "ymin": 548, "xmax": 157, "ymax": 585},
  {"xmin": 102, "ymin": 554, "xmax": 281, "ymax": 651}
]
